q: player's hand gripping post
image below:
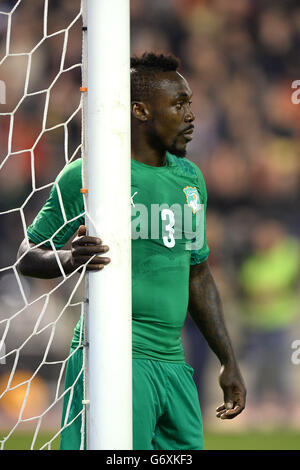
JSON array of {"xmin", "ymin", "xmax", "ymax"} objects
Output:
[
  {"xmin": 17, "ymin": 225, "xmax": 110, "ymax": 279},
  {"xmin": 71, "ymin": 225, "xmax": 111, "ymax": 271}
]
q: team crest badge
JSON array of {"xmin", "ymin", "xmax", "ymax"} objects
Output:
[{"xmin": 183, "ymin": 186, "xmax": 201, "ymax": 214}]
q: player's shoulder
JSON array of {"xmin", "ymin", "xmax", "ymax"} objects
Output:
[{"xmin": 55, "ymin": 158, "xmax": 83, "ymax": 186}]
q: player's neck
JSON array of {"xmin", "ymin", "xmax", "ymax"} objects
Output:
[
  {"xmin": 131, "ymin": 149, "xmax": 167, "ymax": 167},
  {"xmin": 131, "ymin": 131, "xmax": 166, "ymax": 167}
]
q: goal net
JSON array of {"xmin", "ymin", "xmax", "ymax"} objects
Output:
[{"xmin": 0, "ymin": 0, "xmax": 88, "ymax": 450}]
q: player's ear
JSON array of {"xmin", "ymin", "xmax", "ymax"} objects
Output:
[{"xmin": 131, "ymin": 101, "xmax": 150, "ymax": 122}]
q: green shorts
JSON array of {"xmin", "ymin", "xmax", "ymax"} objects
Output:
[
  {"xmin": 60, "ymin": 349, "xmax": 204, "ymax": 450},
  {"xmin": 133, "ymin": 358, "xmax": 204, "ymax": 450},
  {"xmin": 59, "ymin": 347, "xmax": 86, "ymax": 450}
]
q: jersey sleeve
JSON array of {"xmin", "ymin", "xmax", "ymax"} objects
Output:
[
  {"xmin": 189, "ymin": 162, "xmax": 210, "ymax": 265},
  {"xmin": 27, "ymin": 159, "xmax": 85, "ymax": 249}
]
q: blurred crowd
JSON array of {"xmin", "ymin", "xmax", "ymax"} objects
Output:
[{"xmin": 0, "ymin": 0, "xmax": 300, "ymax": 433}]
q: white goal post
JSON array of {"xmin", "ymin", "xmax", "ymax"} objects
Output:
[
  {"xmin": 0, "ymin": 0, "xmax": 132, "ymax": 450},
  {"xmin": 84, "ymin": 0, "xmax": 132, "ymax": 450}
]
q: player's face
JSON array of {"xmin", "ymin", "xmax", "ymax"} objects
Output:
[{"xmin": 148, "ymin": 72, "xmax": 195, "ymax": 158}]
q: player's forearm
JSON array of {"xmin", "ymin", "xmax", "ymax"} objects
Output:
[
  {"xmin": 17, "ymin": 240, "xmax": 74, "ymax": 279},
  {"xmin": 188, "ymin": 261, "xmax": 237, "ymax": 367}
]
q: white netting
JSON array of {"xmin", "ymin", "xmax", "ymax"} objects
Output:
[{"xmin": 0, "ymin": 0, "xmax": 88, "ymax": 450}]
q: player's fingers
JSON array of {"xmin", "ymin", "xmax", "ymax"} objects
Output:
[
  {"xmin": 225, "ymin": 400, "xmax": 233, "ymax": 410},
  {"xmin": 216, "ymin": 404, "xmax": 226, "ymax": 412},
  {"xmin": 76, "ymin": 236, "xmax": 103, "ymax": 246},
  {"xmin": 223, "ymin": 389, "xmax": 234, "ymax": 409},
  {"xmin": 216, "ymin": 396, "xmax": 233, "ymax": 418},
  {"xmin": 77, "ymin": 225, "xmax": 87, "ymax": 237},
  {"xmin": 73, "ymin": 256, "xmax": 111, "ymax": 267},
  {"xmin": 235, "ymin": 390, "xmax": 246, "ymax": 409},
  {"xmin": 84, "ymin": 256, "xmax": 111, "ymax": 265},
  {"xmin": 74, "ymin": 245, "xmax": 109, "ymax": 255},
  {"xmin": 88, "ymin": 256, "xmax": 111, "ymax": 264},
  {"xmin": 216, "ymin": 404, "xmax": 229, "ymax": 418},
  {"xmin": 220, "ymin": 404, "xmax": 244, "ymax": 419},
  {"xmin": 77, "ymin": 263, "xmax": 105, "ymax": 273}
]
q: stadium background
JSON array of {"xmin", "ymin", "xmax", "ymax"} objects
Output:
[{"xmin": 0, "ymin": 0, "xmax": 300, "ymax": 449}]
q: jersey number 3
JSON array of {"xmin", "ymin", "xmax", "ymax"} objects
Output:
[{"xmin": 161, "ymin": 209, "xmax": 175, "ymax": 248}]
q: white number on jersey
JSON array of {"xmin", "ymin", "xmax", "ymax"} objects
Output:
[{"xmin": 161, "ymin": 209, "xmax": 175, "ymax": 248}]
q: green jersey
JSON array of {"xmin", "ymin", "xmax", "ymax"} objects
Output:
[{"xmin": 27, "ymin": 153, "xmax": 209, "ymax": 362}]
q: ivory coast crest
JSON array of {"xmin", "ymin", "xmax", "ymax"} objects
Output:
[{"xmin": 183, "ymin": 186, "xmax": 202, "ymax": 214}]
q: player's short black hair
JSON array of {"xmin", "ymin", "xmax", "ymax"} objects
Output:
[{"xmin": 131, "ymin": 52, "xmax": 180, "ymax": 102}]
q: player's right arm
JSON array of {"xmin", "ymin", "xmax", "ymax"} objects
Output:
[
  {"xmin": 17, "ymin": 225, "xmax": 110, "ymax": 279},
  {"xmin": 16, "ymin": 159, "xmax": 110, "ymax": 279}
]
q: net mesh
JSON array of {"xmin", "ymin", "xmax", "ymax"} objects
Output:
[{"xmin": 0, "ymin": 0, "xmax": 88, "ymax": 450}]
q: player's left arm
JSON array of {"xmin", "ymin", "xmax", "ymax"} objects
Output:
[{"xmin": 188, "ymin": 260, "xmax": 246, "ymax": 419}]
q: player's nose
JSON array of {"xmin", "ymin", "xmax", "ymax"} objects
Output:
[{"xmin": 184, "ymin": 109, "xmax": 195, "ymax": 123}]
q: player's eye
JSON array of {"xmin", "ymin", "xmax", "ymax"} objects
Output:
[
  {"xmin": 176, "ymin": 101, "xmax": 192, "ymax": 110},
  {"xmin": 175, "ymin": 102, "xmax": 184, "ymax": 110}
]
